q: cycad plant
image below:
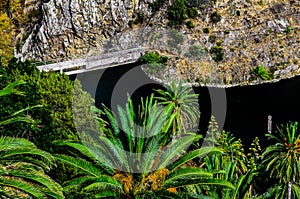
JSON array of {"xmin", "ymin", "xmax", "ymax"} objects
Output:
[
  {"xmin": 0, "ymin": 81, "xmax": 64, "ymax": 198},
  {"xmin": 55, "ymin": 94, "xmax": 233, "ymax": 198},
  {"xmin": 262, "ymin": 121, "xmax": 300, "ymax": 199},
  {"xmin": 0, "ymin": 137, "xmax": 64, "ymax": 198}
]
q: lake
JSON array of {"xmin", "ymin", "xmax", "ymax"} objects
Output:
[{"xmin": 74, "ymin": 63, "xmax": 300, "ymax": 149}]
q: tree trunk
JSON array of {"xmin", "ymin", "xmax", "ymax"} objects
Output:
[{"xmin": 287, "ymin": 181, "xmax": 292, "ymax": 199}]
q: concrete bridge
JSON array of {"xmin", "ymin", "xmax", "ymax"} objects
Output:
[{"xmin": 37, "ymin": 47, "xmax": 145, "ymax": 75}]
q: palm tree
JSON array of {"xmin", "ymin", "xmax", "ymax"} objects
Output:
[
  {"xmin": 154, "ymin": 81, "xmax": 200, "ymax": 142},
  {"xmin": 0, "ymin": 81, "xmax": 64, "ymax": 198},
  {"xmin": 54, "ymin": 95, "xmax": 233, "ymax": 198},
  {"xmin": 262, "ymin": 121, "xmax": 300, "ymax": 199}
]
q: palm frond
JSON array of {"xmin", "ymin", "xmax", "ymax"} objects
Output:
[
  {"xmin": 54, "ymin": 154, "xmax": 103, "ymax": 177},
  {"xmin": 0, "ymin": 136, "xmax": 36, "ymax": 150},
  {"xmin": 165, "ymin": 167, "xmax": 213, "ymax": 183},
  {"xmin": 157, "ymin": 134, "xmax": 202, "ymax": 169},
  {"xmin": 169, "ymin": 146, "xmax": 221, "ymax": 170},
  {"xmin": 94, "ymin": 190, "xmax": 118, "ymax": 198},
  {"xmin": 0, "ymin": 177, "xmax": 46, "ymax": 198},
  {"xmin": 165, "ymin": 178, "xmax": 235, "ymax": 190},
  {"xmin": 82, "ymin": 175, "xmax": 122, "ymax": 192},
  {"xmin": 0, "ymin": 80, "xmax": 26, "ymax": 97}
]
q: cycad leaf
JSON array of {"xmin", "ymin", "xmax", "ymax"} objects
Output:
[
  {"xmin": 54, "ymin": 154, "xmax": 103, "ymax": 177},
  {"xmin": 168, "ymin": 146, "xmax": 221, "ymax": 170},
  {"xmin": 165, "ymin": 167, "xmax": 212, "ymax": 183},
  {"xmin": 0, "ymin": 178, "xmax": 46, "ymax": 198}
]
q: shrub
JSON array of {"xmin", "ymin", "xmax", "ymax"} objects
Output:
[
  {"xmin": 186, "ymin": 20, "xmax": 194, "ymax": 28},
  {"xmin": 209, "ymin": 46, "xmax": 224, "ymax": 61},
  {"xmin": 284, "ymin": 26, "xmax": 293, "ymax": 34},
  {"xmin": 168, "ymin": 0, "xmax": 187, "ymax": 25},
  {"xmin": 140, "ymin": 52, "xmax": 168, "ymax": 64},
  {"xmin": 187, "ymin": 7, "xmax": 198, "ymax": 18},
  {"xmin": 149, "ymin": 0, "xmax": 165, "ymax": 12},
  {"xmin": 216, "ymin": 39, "xmax": 222, "ymax": 46},
  {"xmin": 210, "ymin": 11, "xmax": 221, "ymax": 23},
  {"xmin": 128, "ymin": 20, "xmax": 133, "ymax": 28},
  {"xmin": 0, "ymin": 58, "xmax": 97, "ymax": 151},
  {"xmin": 134, "ymin": 12, "xmax": 145, "ymax": 24},
  {"xmin": 208, "ymin": 35, "xmax": 216, "ymax": 43},
  {"xmin": 203, "ymin": 27, "xmax": 210, "ymax": 33},
  {"xmin": 251, "ymin": 65, "xmax": 273, "ymax": 80}
]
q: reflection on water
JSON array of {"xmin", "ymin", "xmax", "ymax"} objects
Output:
[{"xmin": 73, "ymin": 64, "xmax": 300, "ymax": 149}]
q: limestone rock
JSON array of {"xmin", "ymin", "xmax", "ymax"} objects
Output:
[{"xmin": 16, "ymin": 0, "xmax": 153, "ymax": 61}]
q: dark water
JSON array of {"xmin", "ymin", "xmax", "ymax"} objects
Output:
[{"xmin": 73, "ymin": 64, "xmax": 300, "ymax": 149}]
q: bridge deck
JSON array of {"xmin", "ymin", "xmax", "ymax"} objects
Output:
[{"xmin": 37, "ymin": 47, "xmax": 145, "ymax": 75}]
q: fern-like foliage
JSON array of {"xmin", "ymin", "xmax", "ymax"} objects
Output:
[
  {"xmin": 0, "ymin": 137, "xmax": 64, "ymax": 198},
  {"xmin": 54, "ymin": 93, "xmax": 232, "ymax": 198}
]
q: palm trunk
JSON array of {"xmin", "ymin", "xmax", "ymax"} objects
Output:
[{"xmin": 287, "ymin": 181, "xmax": 292, "ymax": 199}]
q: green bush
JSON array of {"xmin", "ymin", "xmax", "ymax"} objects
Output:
[
  {"xmin": 140, "ymin": 52, "xmax": 168, "ymax": 64},
  {"xmin": 134, "ymin": 12, "xmax": 145, "ymax": 24},
  {"xmin": 210, "ymin": 11, "xmax": 221, "ymax": 23},
  {"xmin": 216, "ymin": 39, "xmax": 222, "ymax": 46},
  {"xmin": 168, "ymin": 0, "xmax": 187, "ymax": 25},
  {"xmin": 251, "ymin": 65, "xmax": 273, "ymax": 80},
  {"xmin": 187, "ymin": 7, "xmax": 198, "ymax": 18},
  {"xmin": 209, "ymin": 46, "xmax": 224, "ymax": 62},
  {"xmin": 203, "ymin": 27, "xmax": 210, "ymax": 33},
  {"xmin": 128, "ymin": 20, "xmax": 133, "ymax": 28},
  {"xmin": 0, "ymin": 58, "xmax": 97, "ymax": 151},
  {"xmin": 208, "ymin": 35, "xmax": 217, "ymax": 43},
  {"xmin": 284, "ymin": 26, "xmax": 293, "ymax": 34},
  {"xmin": 149, "ymin": 0, "xmax": 165, "ymax": 12},
  {"xmin": 186, "ymin": 20, "xmax": 194, "ymax": 28}
]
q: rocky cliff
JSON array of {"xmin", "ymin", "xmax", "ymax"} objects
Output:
[
  {"xmin": 13, "ymin": 0, "xmax": 153, "ymax": 61},
  {"xmin": 1, "ymin": 0, "xmax": 299, "ymax": 85}
]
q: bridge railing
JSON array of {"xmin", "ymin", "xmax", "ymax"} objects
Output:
[{"xmin": 37, "ymin": 47, "xmax": 145, "ymax": 75}]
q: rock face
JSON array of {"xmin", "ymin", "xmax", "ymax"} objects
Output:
[
  {"xmin": 13, "ymin": 0, "xmax": 300, "ymax": 86},
  {"xmin": 17, "ymin": 0, "xmax": 153, "ymax": 61}
]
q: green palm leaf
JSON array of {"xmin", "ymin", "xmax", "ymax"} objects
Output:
[
  {"xmin": 54, "ymin": 154, "xmax": 103, "ymax": 176},
  {"xmin": 157, "ymin": 134, "xmax": 202, "ymax": 169},
  {"xmin": 169, "ymin": 146, "xmax": 221, "ymax": 170},
  {"xmin": 0, "ymin": 177, "xmax": 46, "ymax": 198},
  {"xmin": 82, "ymin": 175, "xmax": 122, "ymax": 192}
]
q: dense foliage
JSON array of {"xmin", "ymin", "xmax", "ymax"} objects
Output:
[
  {"xmin": 140, "ymin": 52, "xmax": 168, "ymax": 65},
  {"xmin": 0, "ymin": 80, "xmax": 64, "ymax": 198},
  {"xmin": 0, "ymin": 58, "xmax": 96, "ymax": 151},
  {"xmin": 1, "ymin": 59, "xmax": 300, "ymax": 198},
  {"xmin": 168, "ymin": 0, "xmax": 197, "ymax": 26}
]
